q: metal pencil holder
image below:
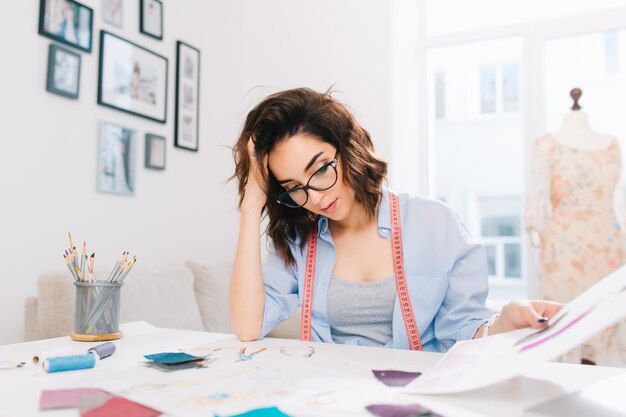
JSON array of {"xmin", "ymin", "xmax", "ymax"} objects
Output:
[{"xmin": 71, "ymin": 281, "xmax": 123, "ymax": 342}]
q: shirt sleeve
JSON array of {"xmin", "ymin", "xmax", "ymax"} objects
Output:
[
  {"xmin": 524, "ymin": 136, "xmax": 553, "ymax": 247},
  {"xmin": 433, "ymin": 208, "xmax": 493, "ymax": 350},
  {"xmin": 259, "ymin": 243, "xmax": 300, "ymax": 338}
]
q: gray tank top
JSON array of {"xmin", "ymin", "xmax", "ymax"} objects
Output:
[{"xmin": 327, "ymin": 275, "xmax": 396, "ymax": 347}]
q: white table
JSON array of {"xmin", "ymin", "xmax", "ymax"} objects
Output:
[{"xmin": 0, "ymin": 321, "xmax": 623, "ymax": 417}]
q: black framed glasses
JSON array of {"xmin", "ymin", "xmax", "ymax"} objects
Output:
[{"xmin": 277, "ymin": 152, "xmax": 339, "ymax": 208}]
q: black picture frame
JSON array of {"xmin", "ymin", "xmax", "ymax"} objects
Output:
[
  {"xmin": 97, "ymin": 31, "xmax": 168, "ymax": 123},
  {"xmin": 144, "ymin": 133, "xmax": 166, "ymax": 170},
  {"xmin": 174, "ymin": 41, "xmax": 200, "ymax": 152},
  {"xmin": 46, "ymin": 44, "xmax": 81, "ymax": 99},
  {"xmin": 139, "ymin": 0, "xmax": 163, "ymax": 40},
  {"xmin": 38, "ymin": 0, "xmax": 93, "ymax": 53}
]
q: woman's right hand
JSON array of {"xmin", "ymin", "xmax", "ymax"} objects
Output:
[
  {"xmin": 231, "ymin": 137, "xmax": 268, "ymax": 341},
  {"xmin": 241, "ymin": 137, "xmax": 268, "ymax": 213}
]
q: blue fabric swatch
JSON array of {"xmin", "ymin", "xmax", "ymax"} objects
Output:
[
  {"xmin": 143, "ymin": 352, "xmax": 201, "ymax": 364},
  {"xmin": 218, "ymin": 406, "xmax": 292, "ymax": 417}
]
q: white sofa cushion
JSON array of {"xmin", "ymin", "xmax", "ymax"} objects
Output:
[
  {"xmin": 119, "ymin": 263, "xmax": 204, "ymax": 332},
  {"xmin": 186, "ymin": 260, "xmax": 231, "ymax": 333}
]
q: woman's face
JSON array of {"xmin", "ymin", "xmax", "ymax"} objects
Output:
[{"xmin": 268, "ymin": 134, "xmax": 355, "ymax": 221}]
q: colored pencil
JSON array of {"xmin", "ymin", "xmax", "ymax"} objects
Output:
[
  {"xmin": 106, "ymin": 251, "xmax": 127, "ymax": 282},
  {"xmin": 63, "ymin": 254, "xmax": 78, "ymax": 281},
  {"xmin": 80, "ymin": 241, "xmax": 86, "ymax": 280},
  {"xmin": 89, "ymin": 253, "xmax": 95, "ymax": 282}
]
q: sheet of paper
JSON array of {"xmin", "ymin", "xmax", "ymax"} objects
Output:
[
  {"xmin": 525, "ymin": 372, "xmax": 626, "ymax": 417},
  {"xmin": 119, "ymin": 321, "xmax": 162, "ymax": 338},
  {"xmin": 102, "ymin": 346, "xmax": 392, "ymax": 417},
  {"xmin": 404, "ymin": 265, "xmax": 626, "ymax": 394}
]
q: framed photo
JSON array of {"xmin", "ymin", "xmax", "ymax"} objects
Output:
[
  {"xmin": 144, "ymin": 134, "xmax": 166, "ymax": 170},
  {"xmin": 46, "ymin": 44, "xmax": 81, "ymax": 99},
  {"xmin": 102, "ymin": 0, "xmax": 123, "ymax": 28},
  {"xmin": 174, "ymin": 41, "xmax": 200, "ymax": 151},
  {"xmin": 98, "ymin": 31, "xmax": 168, "ymax": 123},
  {"xmin": 140, "ymin": 0, "xmax": 163, "ymax": 40},
  {"xmin": 38, "ymin": 0, "xmax": 93, "ymax": 52},
  {"xmin": 97, "ymin": 122, "xmax": 137, "ymax": 196}
]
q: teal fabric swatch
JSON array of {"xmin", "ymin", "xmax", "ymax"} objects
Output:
[
  {"xmin": 143, "ymin": 352, "xmax": 200, "ymax": 364},
  {"xmin": 218, "ymin": 406, "xmax": 292, "ymax": 417}
]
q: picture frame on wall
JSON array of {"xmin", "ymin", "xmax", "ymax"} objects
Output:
[
  {"xmin": 174, "ymin": 41, "xmax": 200, "ymax": 152},
  {"xmin": 46, "ymin": 44, "xmax": 81, "ymax": 99},
  {"xmin": 102, "ymin": 0, "xmax": 123, "ymax": 28},
  {"xmin": 144, "ymin": 134, "xmax": 166, "ymax": 170},
  {"xmin": 140, "ymin": 0, "xmax": 163, "ymax": 40},
  {"xmin": 97, "ymin": 121, "xmax": 137, "ymax": 196},
  {"xmin": 97, "ymin": 31, "xmax": 168, "ymax": 123},
  {"xmin": 38, "ymin": 0, "xmax": 93, "ymax": 53}
]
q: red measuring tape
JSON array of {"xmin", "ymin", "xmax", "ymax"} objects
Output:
[{"xmin": 300, "ymin": 191, "xmax": 423, "ymax": 350}]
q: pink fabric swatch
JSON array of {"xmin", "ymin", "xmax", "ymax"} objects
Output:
[
  {"xmin": 39, "ymin": 388, "xmax": 108, "ymax": 410},
  {"xmin": 81, "ymin": 396, "xmax": 161, "ymax": 417}
]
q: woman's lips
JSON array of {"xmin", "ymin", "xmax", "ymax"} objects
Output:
[{"xmin": 321, "ymin": 198, "xmax": 338, "ymax": 213}]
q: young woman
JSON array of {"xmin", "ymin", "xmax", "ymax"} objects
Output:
[{"xmin": 230, "ymin": 88, "xmax": 561, "ymax": 351}]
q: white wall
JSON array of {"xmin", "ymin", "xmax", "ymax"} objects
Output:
[
  {"xmin": 0, "ymin": 0, "xmax": 246, "ymax": 344},
  {"xmin": 0, "ymin": 0, "xmax": 401, "ymax": 344},
  {"xmin": 239, "ymin": 0, "xmax": 393, "ymax": 161}
]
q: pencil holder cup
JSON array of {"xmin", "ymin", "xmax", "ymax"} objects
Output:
[{"xmin": 71, "ymin": 281, "xmax": 123, "ymax": 342}]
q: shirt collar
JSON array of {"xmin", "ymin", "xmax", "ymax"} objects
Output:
[{"xmin": 317, "ymin": 216, "xmax": 329, "ymax": 237}]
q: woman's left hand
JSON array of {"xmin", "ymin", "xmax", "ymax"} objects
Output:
[{"xmin": 490, "ymin": 300, "xmax": 564, "ymax": 335}]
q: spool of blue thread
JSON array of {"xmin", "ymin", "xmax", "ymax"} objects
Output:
[
  {"xmin": 43, "ymin": 353, "xmax": 98, "ymax": 373},
  {"xmin": 87, "ymin": 342, "xmax": 116, "ymax": 359}
]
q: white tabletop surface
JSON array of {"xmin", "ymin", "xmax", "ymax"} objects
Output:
[{"xmin": 0, "ymin": 321, "xmax": 623, "ymax": 417}]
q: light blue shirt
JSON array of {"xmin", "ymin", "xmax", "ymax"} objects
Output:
[{"xmin": 260, "ymin": 188, "xmax": 493, "ymax": 351}]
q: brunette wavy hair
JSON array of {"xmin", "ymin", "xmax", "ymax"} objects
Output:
[{"xmin": 232, "ymin": 88, "xmax": 387, "ymax": 266}]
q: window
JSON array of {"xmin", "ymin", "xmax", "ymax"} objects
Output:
[
  {"xmin": 435, "ymin": 70, "xmax": 446, "ymax": 119},
  {"xmin": 502, "ymin": 63, "xmax": 520, "ymax": 112},
  {"xmin": 604, "ymin": 31, "xmax": 620, "ymax": 75},
  {"xmin": 425, "ymin": 0, "xmax": 626, "ymax": 36},
  {"xmin": 544, "ymin": 29, "xmax": 626, "ymax": 168},
  {"xmin": 479, "ymin": 63, "xmax": 519, "ymax": 115},
  {"xmin": 413, "ymin": 3, "xmax": 626, "ymax": 301},
  {"xmin": 479, "ymin": 196, "xmax": 522, "ymax": 280},
  {"xmin": 480, "ymin": 66, "xmax": 497, "ymax": 114},
  {"xmin": 428, "ymin": 37, "xmax": 524, "ymax": 288}
]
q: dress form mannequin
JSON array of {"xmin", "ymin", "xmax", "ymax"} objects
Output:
[
  {"xmin": 553, "ymin": 111, "xmax": 612, "ymax": 150},
  {"xmin": 525, "ymin": 88, "xmax": 626, "ymax": 366},
  {"xmin": 553, "ymin": 89, "xmax": 612, "ymax": 150},
  {"xmin": 528, "ymin": 88, "xmax": 617, "ymax": 246}
]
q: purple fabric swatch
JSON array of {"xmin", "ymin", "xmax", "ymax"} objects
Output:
[
  {"xmin": 371, "ymin": 370, "xmax": 422, "ymax": 387},
  {"xmin": 39, "ymin": 388, "xmax": 108, "ymax": 410},
  {"xmin": 366, "ymin": 403, "xmax": 444, "ymax": 417}
]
